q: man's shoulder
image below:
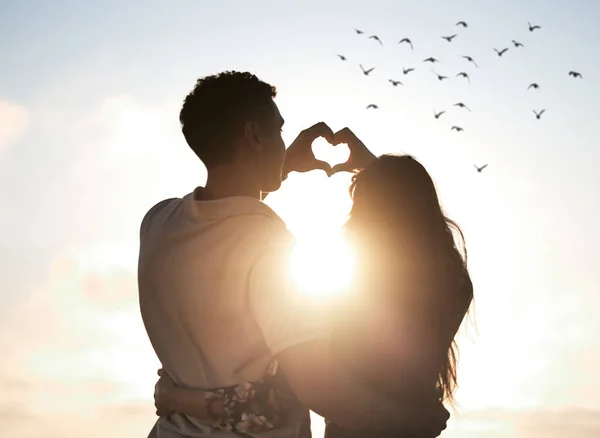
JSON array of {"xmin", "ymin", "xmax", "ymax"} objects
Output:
[
  {"xmin": 226, "ymin": 212, "xmax": 295, "ymax": 253},
  {"xmin": 139, "ymin": 197, "xmax": 181, "ymax": 238}
]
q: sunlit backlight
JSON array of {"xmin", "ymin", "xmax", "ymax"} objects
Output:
[{"xmin": 290, "ymin": 236, "xmax": 356, "ymax": 299}]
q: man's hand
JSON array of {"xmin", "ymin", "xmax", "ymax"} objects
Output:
[
  {"xmin": 330, "ymin": 127, "xmax": 377, "ymax": 175},
  {"xmin": 283, "ymin": 122, "xmax": 335, "ymax": 177}
]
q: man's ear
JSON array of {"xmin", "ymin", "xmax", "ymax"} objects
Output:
[{"xmin": 244, "ymin": 121, "xmax": 263, "ymax": 153}]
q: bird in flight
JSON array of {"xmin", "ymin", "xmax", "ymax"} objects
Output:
[
  {"xmin": 389, "ymin": 79, "xmax": 403, "ymax": 86},
  {"xmin": 398, "ymin": 38, "xmax": 414, "ymax": 49},
  {"xmin": 354, "ymin": 28, "xmax": 364, "ymax": 34},
  {"xmin": 533, "ymin": 109, "xmax": 546, "ymax": 119},
  {"xmin": 456, "ymin": 21, "xmax": 468, "ymax": 27},
  {"xmin": 360, "ymin": 64, "xmax": 375, "ymax": 76},
  {"xmin": 336, "ymin": 54, "xmax": 347, "ymax": 61},
  {"xmin": 433, "ymin": 110, "xmax": 446, "ymax": 119},
  {"xmin": 494, "ymin": 48, "xmax": 509, "ymax": 57},
  {"xmin": 569, "ymin": 71, "xmax": 583, "ymax": 78},
  {"xmin": 527, "ymin": 83, "xmax": 540, "ymax": 90},
  {"xmin": 528, "ymin": 22, "xmax": 541, "ymax": 31},
  {"xmin": 403, "ymin": 67, "xmax": 415, "ymax": 75},
  {"xmin": 366, "ymin": 104, "xmax": 379, "ymax": 109},
  {"xmin": 423, "ymin": 57, "xmax": 440, "ymax": 63},
  {"xmin": 512, "ymin": 40, "xmax": 524, "ymax": 48},
  {"xmin": 441, "ymin": 34, "xmax": 458, "ymax": 42},
  {"xmin": 432, "ymin": 70, "xmax": 448, "ymax": 81},
  {"xmin": 461, "ymin": 55, "xmax": 479, "ymax": 67},
  {"xmin": 451, "ymin": 126, "xmax": 464, "ymax": 132},
  {"xmin": 474, "ymin": 164, "xmax": 488, "ymax": 173},
  {"xmin": 456, "ymin": 72, "xmax": 470, "ymax": 83},
  {"xmin": 369, "ymin": 35, "xmax": 383, "ymax": 45},
  {"xmin": 454, "ymin": 102, "xmax": 471, "ymax": 111}
]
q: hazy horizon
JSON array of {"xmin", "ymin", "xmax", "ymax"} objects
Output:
[{"xmin": 1, "ymin": 1, "xmax": 600, "ymax": 437}]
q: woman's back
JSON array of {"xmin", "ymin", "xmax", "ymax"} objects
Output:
[{"xmin": 324, "ymin": 155, "xmax": 474, "ymax": 438}]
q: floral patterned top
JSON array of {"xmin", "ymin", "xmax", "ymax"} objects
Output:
[{"xmin": 203, "ymin": 360, "xmax": 306, "ymax": 435}]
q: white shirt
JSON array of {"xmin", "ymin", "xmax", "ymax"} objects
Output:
[{"xmin": 138, "ymin": 187, "xmax": 327, "ymax": 437}]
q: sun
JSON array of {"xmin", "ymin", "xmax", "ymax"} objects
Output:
[{"xmin": 290, "ymin": 235, "xmax": 356, "ymax": 299}]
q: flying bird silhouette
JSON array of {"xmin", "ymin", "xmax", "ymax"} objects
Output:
[
  {"xmin": 494, "ymin": 48, "xmax": 509, "ymax": 57},
  {"xmin": 533, "ymin": 109, "xmax": 546, "ymax": 119},
  {"xmin": 360, "ymin": 64, "xmax": 375, "ymax": 76},
  {"xmin": 474, "ymin": 164, "xmax": 488, "ymax": 173},
  {"xmin": 512, "ymin": 40, "xmax": 524, "ymax": 47},
  {"xmin": 527, "ymin": 83, "xmax": 540, "ymax": 90},
  {"xmin": 369, "ymin": 35, "xmax": 383, "ymax": 45},
  {"xmin": 451, "ymin": 126, "xmax": 464, "ymax": 132},
  {"xmin": 398, "ymin": 38, "xmax": 414, "ymax": 49},
  {"xmin": 442, "ymin": 34, "xmax": 458, "ymax": 42},
  {"xmin": 456, "ymin": 21, "xmax": 468, "ymax": 27},
  {"xmin": 433, "ymin": 110, "xmax": 446, "ymax": 119},
  {"xmin": 528, "ymin": 22, "xmax": 541, "ymax": 31},
  {"xmin": 454, "ymin": 102, "xmax": 471, "ymax": 111},
  {"xmin": 423, "ymin": 57, "xmax": 440, "ymax": 63},
  {"xmin": 456, "ymin": 72, "xmax": 470, "ymax": 83},
  {"xmin": 389, "ymin": 79, "xmax": 403, "ymax": 86},
  {"xmin": 569, "ymin": 71, "xmax": 583, "ymax": 78},
  {"xmin": 403, "ymin": 67, "xmax": 415, "ymax": 75},
  {"xmin": 366, "ymin": 104, "xmax": 379, "ymax": 109},
  {"xmin": 461, "ymin": 55, "xmax": 479, "ymax": 67},
  {"xmin": 354, "ymin": 29, "xmax": 364, "ymax": 34},
  {"xmin": 432, "ymin": 69, "xmax": 448, "ymax": 81},
  {"xmin": 336, "ymin": 54, "xmax": 347, "ymax": 61}
]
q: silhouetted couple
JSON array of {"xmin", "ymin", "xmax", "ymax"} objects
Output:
[{"xmin": 138, "ymin": 71, "xmax": 473, "ymax": 438}]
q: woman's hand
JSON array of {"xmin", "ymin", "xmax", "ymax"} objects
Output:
[
  {"xmin": 154, "ymin": 369, "xmax": 225, "ymax": 420},
  {"xmin": 330, "ymin": 128, "xmax": 377, "ymax": 175},
  {"xmin": 154, "ymin": 369, "xmax": 177, "ymax": 416}
]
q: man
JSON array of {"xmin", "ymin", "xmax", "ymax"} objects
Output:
[{"xmin": 138, "ymin": 71, "xmax": 449, "ymax": 438}]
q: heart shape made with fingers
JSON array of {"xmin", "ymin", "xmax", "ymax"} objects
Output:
[{"xmin": 311, "ymin": 137, "xmax": 350, "ymax": 171}]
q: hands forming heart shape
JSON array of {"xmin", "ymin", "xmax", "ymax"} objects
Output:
[{"xmin": 283, "ymin": 122, "xmax": 376, "ymax": 177}]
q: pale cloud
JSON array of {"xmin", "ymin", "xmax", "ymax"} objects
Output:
[
  {"xmin": 0, "ymin": 100, "xmax": 28, "ymax": 155},
  {"xmin": 0, "ymin": 244, "xmax": 159, "ymax": 434},
  {"xmin": 0, "ymin": 249, "xmax": 159, "ymax": 436},
  {"xmin": 0, "ymin": 250, "xmax": 160, "ymax": 436},
  {"xmin": 16, "ymin": 91, "xmax": 201, "ymax": 247}
]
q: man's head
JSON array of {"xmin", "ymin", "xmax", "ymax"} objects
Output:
[{"xmin": 180, "ymin": 71, "xmax": 286, "ymax": 192}]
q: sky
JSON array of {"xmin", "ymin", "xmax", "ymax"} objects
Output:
[{"xmin": 1, "ymin": 0, "xmax": 600, "ymax": 437}]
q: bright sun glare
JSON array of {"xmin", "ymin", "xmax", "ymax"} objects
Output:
[{"xmin": 290, "ymin": 235, "xmax": 356, "ymax": 298}]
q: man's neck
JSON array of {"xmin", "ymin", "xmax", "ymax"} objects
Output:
[{"xmin": 204, "ymin": 164, "xmax": 261, "ymax": 200}]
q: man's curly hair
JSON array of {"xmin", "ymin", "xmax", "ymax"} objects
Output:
[{"xmin": 180, "ymin": 71, "xmax": 277, "ymax": 169}]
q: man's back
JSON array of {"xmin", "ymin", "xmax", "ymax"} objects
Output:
[{"xmin": 139, "ymin": 188, "xmax": 316, "ymax": 437}]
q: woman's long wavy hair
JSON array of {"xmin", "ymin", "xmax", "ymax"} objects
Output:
[{"xmin": 344, "ymin": 154, "xmax": 474, "ymax": 403}]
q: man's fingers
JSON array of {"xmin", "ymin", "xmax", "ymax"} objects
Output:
[{"xmin": 304, "ymin": 122, "xmax": 334, "ymax": 142}]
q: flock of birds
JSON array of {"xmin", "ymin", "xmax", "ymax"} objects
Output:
[{"xmin": 335, "ymin": 21, "xmax": 583, "ymax": 174}]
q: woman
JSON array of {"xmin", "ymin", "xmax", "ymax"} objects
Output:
[{"xmin": 153, "ymin": 131, "xmax": 474, "ymax": 437}]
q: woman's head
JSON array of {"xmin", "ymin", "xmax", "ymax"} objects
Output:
[{"xmin": 345, "ymin": 154, "xmax": 474, "ymax": 402}]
